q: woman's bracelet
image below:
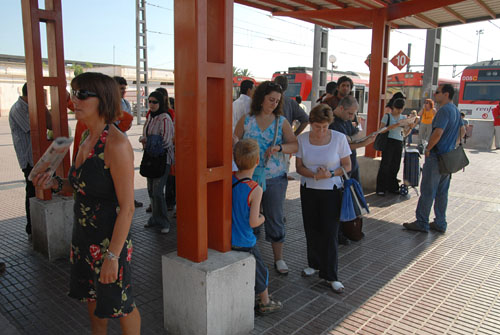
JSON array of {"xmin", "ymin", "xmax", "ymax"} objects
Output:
[
  {"xmin": 51, "ymin": 175, "xmax": 63, "ymax": 194},
  {"xmin": 104, "ymin": 249, "xmax": 119, "ymax": 261}
]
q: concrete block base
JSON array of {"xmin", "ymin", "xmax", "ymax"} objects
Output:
[
  {"xmin": 463, "ymin": 119, "xmax": 494, "ymax": 151},
  {"xmin": 162, "ymin": 249, "xmax": 255, "ymax": 335},
  {"xmin": 30, "ymin": 195, "xmax": 74, "ymax": 261},
  {"xmin": 358, "ymin": 156, "xmax": 381, "ymax": 193}
]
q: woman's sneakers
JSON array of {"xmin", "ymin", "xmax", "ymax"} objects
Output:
[
  {"xmin": 328, "ymin": 281, "xmax": 345, "ymax": 294},
  {"xmin": 301, "ymin": 267, "xmax": 318, "ymax": 277},
  {"xmin": 274, "ymin": 260, "xmax": 289, "ymax": 275}
]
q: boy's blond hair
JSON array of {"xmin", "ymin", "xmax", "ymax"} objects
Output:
[{"xmin": 233, "ymin": 139, "xmax": 260, "ymax": 170}]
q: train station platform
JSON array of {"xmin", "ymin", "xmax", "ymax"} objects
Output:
[{"xmin": 1, "ymin": 116, "xmax": 500, "ymax": 334}]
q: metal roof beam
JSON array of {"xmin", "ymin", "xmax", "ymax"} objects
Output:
[
  {"xmin": 355, "ymin": 0, "xmax": 379, "ymax": 9},
  {"xmin": 273, "ymin": 7, "xmax": 372, "ymax": 23},
  {"xmin": 387, "ymin": 0, "xmax": 466, "ymax": 21},
  {"xmin": 442, "ymin": 6, "xmax": 466, "ymax": 23},
  {"xmin": 414, "ymin": 14, "xmax": 439, "ymax": 28},
  {"xmin": 472, "ymin": 0, "xmax": 496, "ymax": 19},
  {"xmin": 288, "ymin": 0, "xmax": 321, "ymax": 10},
  {"xmin": 343, "ymin": 0, "xmax": 373, "ymax": 9},
  {"xmin": 367, "ymin": 0, "xmax": 388, "ymax": 7},
  {"xmin": 235, "ymin": 0, "xmax": 274, "ymax": 12},
  {"xmin": 322, "ymin": 0, "xmax": 347, "ymax": 9},
  {"xmin": 257, "ymin": 0, "xmax": 296, "ymax": 11},
  {"xmin": 306, "ymin": 18, "xmax": 356, "ymax": 29}
]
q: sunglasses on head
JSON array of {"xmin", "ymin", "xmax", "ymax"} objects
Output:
[
  {"xmin": 268, "ymin": 82, "xmax": 282, "ymax": 90},
  {"xmin": 148, "ymin": 100, "xmax": 159, "ymax": 104},
  {"xmin": 435, "ymin": 90, "xmax": 442, "ymax": 94},
  {"xmin": 71, "ymin": 89, "xmax": 98, "ymax": 100}
]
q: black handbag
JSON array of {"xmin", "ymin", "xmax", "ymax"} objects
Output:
[
  {"xmin": 373, "ymin": 115, "xmax": 390, "ymax": 151},
  {"xmin": 437, "ymin": 143, "xmax": 469, "ymax": 174},
  {"xmin": 140, "ymin": 151, "xmax": 166, "ymax": 178},
  {"xmin": 139, "ymin": 120, "xmax": 167, "ymax": 178}
]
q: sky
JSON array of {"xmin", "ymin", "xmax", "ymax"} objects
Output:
[{"xmin": 1, "ymin": 1, "xmax": 499, "ymax": 81}]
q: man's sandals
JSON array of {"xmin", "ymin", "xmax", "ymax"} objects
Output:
[{"xmin": 256, "ymin": 298, "xmax": 282, "ymax": 315}]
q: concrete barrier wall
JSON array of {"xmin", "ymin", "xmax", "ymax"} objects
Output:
[{"xmin": 463, "ymin": 119, "xmax": 495, "ymax": 151}]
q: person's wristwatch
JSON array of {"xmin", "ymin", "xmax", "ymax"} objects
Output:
[{"xmin": 51, "ymin": 175, "xmax": 63, "ymax": 194}]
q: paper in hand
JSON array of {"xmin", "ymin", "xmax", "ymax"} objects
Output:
[{"xmin": 28, "ymin": 137, "xmax": 73, "ymax": 181}]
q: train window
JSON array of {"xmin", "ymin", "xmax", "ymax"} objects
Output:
[
  {"xmin": 463, "ymin": 82, "xmax": 500, "ymax": 101},
  {"xmin": 284, "ymin": 83, "xmax": 302, "ymax": 98}
]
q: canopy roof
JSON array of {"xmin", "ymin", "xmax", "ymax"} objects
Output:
[{"xmin": 236, "ymin": 0, "xmax": 500, "ymax": 29}]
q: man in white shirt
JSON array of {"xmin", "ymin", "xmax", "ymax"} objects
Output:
[{"xmin": 232, "ymin": 80, "xmax": 255, "ymax": 132}]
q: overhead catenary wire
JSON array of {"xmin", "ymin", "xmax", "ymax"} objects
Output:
[
  {"xmin": 489, "ymin": 20, "xmax": 500, "ymax": 30},
  {"xmin": 145, "ymin": 1, "xmax": 172, "ymax": 11}
]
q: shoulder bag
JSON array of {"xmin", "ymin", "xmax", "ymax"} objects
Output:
[
  {"xmin": 437, "ymin": 143, "xmax": 469, "ymax": 175},
  {"xmin": 140, "ymin": 118, "xmax": 167, "ymax": 178},
  {"xmin": 373, "ymin": 114, "xmax": 390, "ymax": 151}
]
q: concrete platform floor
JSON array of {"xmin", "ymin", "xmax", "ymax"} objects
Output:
[{"xmin": 1, "ymin": 117, "xmax": 500, "ymax": 334}]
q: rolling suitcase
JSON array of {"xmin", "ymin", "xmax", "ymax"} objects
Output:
[{"xmin": 400, "ymin": 147, "xmax": 421, "ymax": 196}]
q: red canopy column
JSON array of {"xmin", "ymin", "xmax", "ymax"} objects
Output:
[
  {"xmin": 365, "ymin": 8, "xmax": 390, "ymax": 158},
  {"xmin": 174, "ymin": 0, "xmax": 233, "ymax": 262},
  {"xmin": 21, "ymin": 0, "xmax": 70, "ymax": 200}
]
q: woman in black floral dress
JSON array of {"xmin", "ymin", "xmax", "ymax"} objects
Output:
[{"xmin": 33, "ymin": 72, "xmax": 140, "ymax": 334}]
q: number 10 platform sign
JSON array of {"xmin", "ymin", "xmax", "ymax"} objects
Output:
[{"xmin": 390, "ymin": 50, "xmax": 410, "ymax": 71}]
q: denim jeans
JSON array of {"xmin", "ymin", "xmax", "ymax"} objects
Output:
[
  {"xmin": 147, "ymin": 164, "xmax": 170, "ymax": 229},
  {"xmin": 415, "ymin": 153, "xmax": 451, "ymax": 231},
  {"xmin": 22, "ymin": 165, "xmax": 35, "ymax": 235},
  {"xmin": 254, "ymin": 174, "xmax": 288, "ymax": 243}
]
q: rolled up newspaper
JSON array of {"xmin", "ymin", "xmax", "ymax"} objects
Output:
[{"xmin": 28, "ymin": 137, "xmax": 73, "ymax": 181}]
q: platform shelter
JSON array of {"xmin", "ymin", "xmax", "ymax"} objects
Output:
[{"xmin": 19, "ymin": 0, "xmax": 500, "ymax": 332}]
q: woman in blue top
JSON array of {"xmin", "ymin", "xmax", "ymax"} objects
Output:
[
  {"xmin": 234, "ymin": 81, "xmax": 298, "ymax": 275},
  {"xmin": 376, "ymin": 98, "xmax": 414, "ymax": 195}
]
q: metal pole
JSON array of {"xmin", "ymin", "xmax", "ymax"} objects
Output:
[
  {"xmin": 312, "ymin": 25, "xmax": 322, "ymax": 106},
  {"xmin": 135, "ymin": 0, "xmax": 141, "ymax": 124},
  {"xmin": 476, "ymin": 29, "xmax": 483, "ymax": 63},
  {"xmin": 406, "ymin": 43, "xmax": 412, "ymax": 72}
]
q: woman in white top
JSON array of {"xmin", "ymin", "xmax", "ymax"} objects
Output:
[{"xmin": 296, "ymin": 104, "xmax": 351, "ymax": 293}]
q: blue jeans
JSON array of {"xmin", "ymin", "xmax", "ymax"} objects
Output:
[
  {"xmin": 415, "ymin": 153, "xmax": 451, "ymax": 231},
  {"xmin": 147, "ymin": 164, "xmax": 171, "ymax": 229},
  {"xmin": 255, "ymin": 174, "xmax": 288, "ymax": 243}
]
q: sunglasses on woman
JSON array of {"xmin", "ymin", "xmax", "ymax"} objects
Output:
[
  {"xmin": 71, "ymin": 89, "xmax": 98, "ymax": 100},
  {"xmin": 148, "ymin": 100, "xmax": 159, "ymax": 104}
]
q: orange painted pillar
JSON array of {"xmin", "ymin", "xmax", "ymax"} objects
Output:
[
  {"xmin": 174, "ymin": 0, "xmax": 233, "ymax": 262},
  {"xmin": 21, "ymin": 0, "xmax": 70, "ymax": 200},
  {"xmin": 365, "ymin": 8, "xmax": 390, "ymax": 158}
]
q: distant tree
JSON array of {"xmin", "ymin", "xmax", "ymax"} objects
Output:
[
  {"xmin": 232, "ymin": 66, "xmax": 240, "ymax": 77},
  {"xmin": 85, "ymin": 62, "xmax": 93, "ymax": 69},
  {"xmin": 72, "ymin": 64, "xmax": 84, "ymax": 76},
  {"xmin": 232, "ymin": 66, "xmax": 253, "ymax": 77},
  {"xmin": 239, "ymin": 68, "xmax": 252, "ymax": 77}
]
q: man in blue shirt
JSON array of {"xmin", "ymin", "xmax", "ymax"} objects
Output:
[{"xmin": 403, "ymin": 84, "xmax": 465, "ymax": 233}]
